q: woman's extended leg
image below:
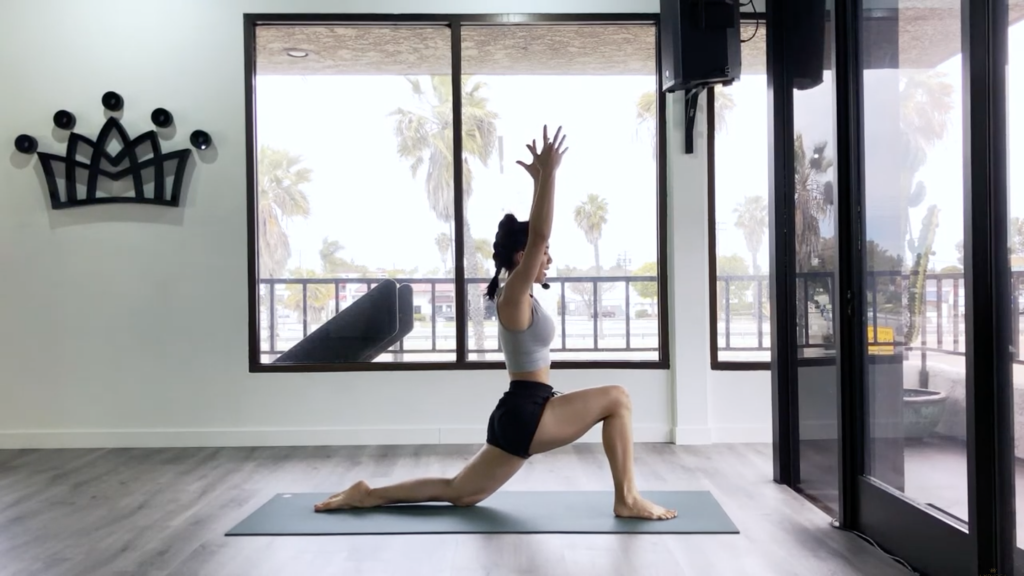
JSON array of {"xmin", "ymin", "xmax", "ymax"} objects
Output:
[
  {"xmin": 314, "ymin": 444, "xmax": 525, "ymax": 512},
  {"xmin": 528, "ymin": 385, "xmax": 676, "ymax": 520}
]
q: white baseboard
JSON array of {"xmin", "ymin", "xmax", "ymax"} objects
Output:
[
  {"xmin": 673, "ymin": 425, "xmax": 773, "ymax": 444},
  {"xmin": 711, "ymin": 425, "xmax": 773, "ymax": 444},
  {"xmin": 673, "ymin": 426, "xmax": 713, "ymax": 444},
  {"xmin": 0, "ymin": 425, "xmax": 673, "ymax": 449}
]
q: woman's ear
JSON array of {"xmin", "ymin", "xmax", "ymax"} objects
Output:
[{"xmin": 514, "ymin": 251, "xmax": 525, "ymax": 266}]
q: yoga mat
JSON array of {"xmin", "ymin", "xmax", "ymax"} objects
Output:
[{"xmin": 226, "ymin": 491, "xmax": 739, "ymax": 536}]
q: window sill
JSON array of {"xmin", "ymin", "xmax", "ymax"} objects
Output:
[{"xmin": 249, "ymin": 360, "xmax": 669, "ymax": 373}]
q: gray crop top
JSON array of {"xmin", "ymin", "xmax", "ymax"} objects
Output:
[{"xmin": 496, "ymin": 286, "xmax": 556, "ymax": 372}]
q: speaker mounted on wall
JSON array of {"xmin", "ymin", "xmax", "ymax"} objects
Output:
[
  {"xmin": 788, "ymin": 0, "xmax": 827, "ymax": 91},
  {"xmin": 12, "ymin": 92, "xmax": 212, "ymax": 210},
  {"xmin": 659, "ymin": 0, "xmax": 742, "ymax": 153}
]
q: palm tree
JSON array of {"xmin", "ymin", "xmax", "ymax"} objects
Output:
[
  {"xmin": 319, "ymin": 237, "xmax": 369, "ymax": 276},
  {"xmin": 710, "ymin": 88, "xmax": 735, "ymax": 132},
  {"xmin": 390, "ymin": 76, "xmax": 498, "ymax": 354},
  {"xmin": 733, "ymin": 195, "xmax": 768, "ymax": 275},
  {"xmin": 898, "ymin": 71, "xmax": 954, "ymax": 260},
  {"xmin": 794, "ymin": 133, "xmax": 834, "ymax": 273},
  {"xmin": 257, "ymin": 145, "xmax": 312, "ymax": 278},
  {"xmin": 794, "ymin": 133, "xmax": 834, "ymax": 345},
  {"xmin": 283, "ymin": 267, "xmax": 334, "ymax": 326},
  {"xmin": 435, "ymin": 232, "xmax": 451, "ymax": 276},
  {"xmin": 635, "ymin": 87, "xmax": 734, "ymax": 156},
  {"xmin": 474, "ymin": 237, "xmax": 493, "ymax": 268},
  {"xmin": 574, "ymin": 194, "xmax": 610, "ymax": 333},
  {"xmin": 899, "ymin": 70, "xmax": 955, "ymax": 174},
  {"xmin": 1010, "ymin": 216, "xmax": 1024, "ymax": 256}
]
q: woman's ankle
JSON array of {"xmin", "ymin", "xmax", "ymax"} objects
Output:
[{"xmin": 614, "ymin": 485, "xmax": 641, "ymax": 504}]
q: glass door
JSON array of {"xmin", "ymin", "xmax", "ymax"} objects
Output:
[
  {"xmin": 859, "ymin": 0, "xmax": 968, "ymax": 517},
  {"xmin": 852, "ymin": 2, "xmax": 976, "ymax": 573},
  {"xmin": 1005, "ymin": 0, "xmax": 1024, "ymax": 566},
  {"xmin": 848, "ymin": 0, "xmax": 1017, "ymax": 573},
  {"xmin": 768, "ymin": 0, "xmax": 1018, "ymax": 571}
]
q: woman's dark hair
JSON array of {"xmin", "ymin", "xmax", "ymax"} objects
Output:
[{"xmin": 485, "ymin": 213, "xmax": 531, "ymax": 301}]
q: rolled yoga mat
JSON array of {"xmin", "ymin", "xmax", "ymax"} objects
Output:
[{"xmin": 226, "ymin": 491, "xmax": 739, "ymax": 536}]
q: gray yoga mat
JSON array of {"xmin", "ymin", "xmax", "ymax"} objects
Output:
[{"xmin": 226, "ymin": 491, "xmax": 739, "ymax": 536}]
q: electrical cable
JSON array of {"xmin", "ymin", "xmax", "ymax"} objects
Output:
[
  {"xmin": 829, "ymin": 517, "xmax": 920, "ymax": 574},
  {"xmin": 740, "ymin": 0, "xmax": 761, "ymax": 43}
]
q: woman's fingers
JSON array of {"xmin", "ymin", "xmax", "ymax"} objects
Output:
[{"xmin": 531, "ymin": 126, "xmax": 566, "ymax": 160}]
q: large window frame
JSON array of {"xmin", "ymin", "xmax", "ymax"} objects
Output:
[
  {"xmin": 766, "ymin": 0, "xmax": 1019, "ymax": 573},
  {"xmin": 707, "ymin": 13, "xmax": 771, "ymax": 372},
  {"xmin": 244, "ymin": 13, "xmax": 670, "ymax": 373}
]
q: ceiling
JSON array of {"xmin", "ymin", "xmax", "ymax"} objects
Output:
[
  {"xmin": 254, "ymin": 9, "xmax": 1024, "ymax": 79},
  {"xmin": 255, "ymin": 25, "xmax": 657, "ymax": 76}
]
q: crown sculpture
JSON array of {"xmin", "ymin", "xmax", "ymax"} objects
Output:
[{"xmin": 13, "ymin": 91, "xmax": 212, "ymax": 210}]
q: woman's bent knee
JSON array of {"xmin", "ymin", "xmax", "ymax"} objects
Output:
[
  {"xmin": 450, "ymin": 493, "xmax": 488, "ymax": 507},
  {"xmin": 606, "ymin": 385, "xmax": 631, "ymax": 411}
]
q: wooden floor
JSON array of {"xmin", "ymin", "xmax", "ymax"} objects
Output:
[{"xmin": 0, "ymin": 443, "xmax": 910, "ymax": 576}]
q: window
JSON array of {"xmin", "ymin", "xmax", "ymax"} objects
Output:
[
  {"xmin": 708, "ymin": 21, "xmax": 769, "ymax": 368},
  {"xmin": 1009, "ymin": 0, "xmax": 1024, "ymax": 551},
  {"xmin": 246, "ymin": 15, "xmax": 668, "ymax": 371},
  {"xmin": 859, "ymin": 0, "xmax": 971, "ymax": 528}
]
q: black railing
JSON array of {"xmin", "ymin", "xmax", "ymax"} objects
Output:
[
  {"xmin": 257, "ymin": 275, "xmax": 660, "ymax": 360},
  {"xmin": 716, "ymin": 270, "xmax": 1024, "ymax": 364}
]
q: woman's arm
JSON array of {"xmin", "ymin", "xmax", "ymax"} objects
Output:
[{"xmin": 499, "ymin": 127, "xmax": 567, "ymax": 326}]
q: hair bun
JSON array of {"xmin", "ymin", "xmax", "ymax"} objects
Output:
[{"xmin": 498, "ymin": 213, "xmax": 519, "ymax": 231}]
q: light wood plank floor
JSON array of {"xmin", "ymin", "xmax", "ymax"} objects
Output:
[{"xmin": 0, "ymin": 443, "xmax": 911, "ymax": 576}]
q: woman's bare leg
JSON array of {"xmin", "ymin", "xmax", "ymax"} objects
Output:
[
  {"xmin": 314, "ymin": 444, "xmax": 525, "ymax": 512},
  {"xmin": 529, "ymin": 385, "xmax": 676, "ymax": 520}
]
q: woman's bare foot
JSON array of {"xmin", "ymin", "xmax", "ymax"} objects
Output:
[
  {"xmin": 613, "ymin": 493, "xmax": 677, "ymax": 520},
  {"xmin": 314, "ymin": 480, "xmax": 375, "ymax": 512}
]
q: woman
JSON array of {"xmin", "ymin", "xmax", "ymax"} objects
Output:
[{"xmin": 314, "ymin": 126, "xmax": 676, "ymax": 520}]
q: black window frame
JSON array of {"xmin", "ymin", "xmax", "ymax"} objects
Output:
[
  {"xmin": 707, "ymin": 13, "xmax": 772, "ymax": 372},
  {"xmin": 244, "ymin": 12, "xmax": 670, "ymax": 373}
]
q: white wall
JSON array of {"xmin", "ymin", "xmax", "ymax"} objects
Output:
[{"xmin": 0, "ymin": 0, "xmax": 770, "ymax": 449}]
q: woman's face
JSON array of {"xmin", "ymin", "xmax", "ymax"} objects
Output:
[{"xmin": 518, "ymin": 245, "xmax": 552, "ymax": 284}]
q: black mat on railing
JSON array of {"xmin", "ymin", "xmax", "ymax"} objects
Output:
[
  {"xmin": 273, "ymin": 279, "xmax": 410, "ymax": 364},
  {"xmin": 360, "ymin": 283, "xmax": 415, "ymax": 361}
]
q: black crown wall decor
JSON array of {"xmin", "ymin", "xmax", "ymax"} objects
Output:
[{"xmin": 13, "ymin": 91, "xmax": 213, "ymax": 210}]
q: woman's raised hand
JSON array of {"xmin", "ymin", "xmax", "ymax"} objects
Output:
[
  {"xmin": 516, "ymin": 125, "xmax": 568, "ymax": 179},
  {"xmin": 537, "ymin": 125, "xmax": 568, "ymax": 172}
]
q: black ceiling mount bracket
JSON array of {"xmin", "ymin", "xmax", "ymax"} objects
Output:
[{"xmin": 684, "ymin": 86, "xmax": 705, "ymax": 154}]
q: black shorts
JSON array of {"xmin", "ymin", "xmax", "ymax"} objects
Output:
[{"xmin": 486, "ymin": 380, "xmax": 560, "ymax": 459}]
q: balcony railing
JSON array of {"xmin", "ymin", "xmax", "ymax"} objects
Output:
[
  {"xmin": 257, "ymin": 275, "xmax": 660, "ymax": 361},
  {"xmin": 716, "ymin": 270, "xmax": 1024, "ymax": 364}
]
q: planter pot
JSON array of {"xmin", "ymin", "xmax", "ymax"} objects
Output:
[{"xmin": 902, "ymin": 387, "xmax": 948, "ymax": 439}]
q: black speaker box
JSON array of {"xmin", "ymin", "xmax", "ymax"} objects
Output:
[
  {"xmin": 660, "ymin": 0, "xmax": 741, "ymax": 93},
  {"xmin": 789, "ymin": 1, "xmax": 827, "ymax": 91}
]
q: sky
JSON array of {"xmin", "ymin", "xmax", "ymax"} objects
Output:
[
  {"xmin": 255, "ymin": 74, "xmax": 658, "ymax": 277},
  {"xmin": 255, "ymin": 21, "xmax": 1023, "ymax": 280},
  {"xmin": 715, "ymin": 22, "xmax": 1024, "ymax": 273}
]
